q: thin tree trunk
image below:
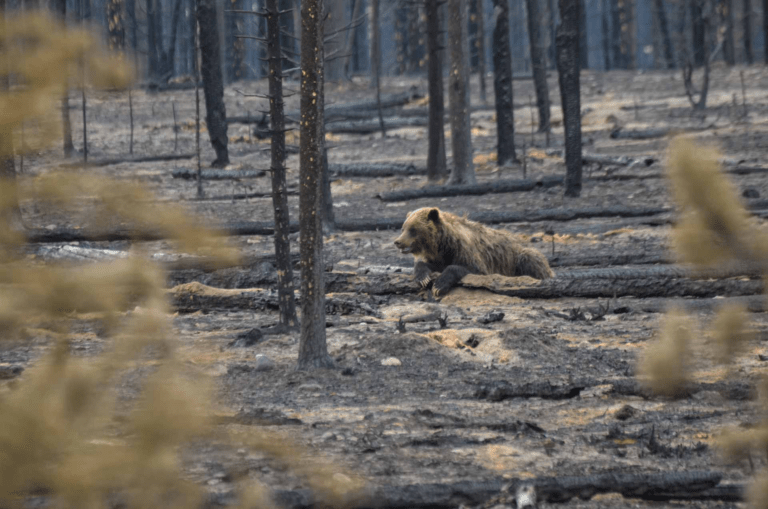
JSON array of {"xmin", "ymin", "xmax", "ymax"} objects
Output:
[
  {"xmin": 610, "ymin": 0, "xmax": 624, "ymax": 68},
  {"xmin": 426, "ymin": 0, "xmax": 447, "ymax": 180},
  {"xmin": 653, "ymin": 0, "xmax": 674, "ymax": 68},
  {"xmin": 266, "ymin": 0, "xmax": 299, "ymax": 329},
  {"xmin": 371, "ymin": 0, "xmax": 381, "ymax": 90},
  {"xmin": 324, "ymin": 0, "xmax": 347, "ymax": 81},
  {"xmin": 525, "ymin": 0, "xmax": 551, "ymax": 131},
  {"xmin": 692, "ymin": 0, "xmax": 706, "ymax": 66},
  {"xmin": 475, "ymin": 0, "xmax": 487, "ymax": 103},
  {"xmin": 721, "ymin": 0, "xmax": 735, "ymax": 64},
  {"xmin": 548, "ymin": 0, "xmax": 557, "ymax": 67},
  {"xmin": 556, "ymin": 0, "xmax": 582, "ymax": 197},
  {"xmin": 601, "ymin": 0, "xmax": 610, "ymax": 69},
  {"xmin": 492, "ymin": 0, "xmax": 517, "ymax": 166},
  {"xmin": 53, "ymin": 0, "xmax": 74, "ymax": 157},
  {"xmin": 0, "ymin": 0, "xmax": 20, "ymax": 232},
  {"xmin": 197, "ymin": 0, "xmax": 230, "ymax": 167},
  {"xmin": 298, "ymin": 0, "xmax": 333, "ymax": 369},
  {"xmin": 107, "ymin": 0, "xmax": 125, "ymax": 51},
  {"xmin": 317, "ymin": 4, "xmax": 335, "ymax": 232},
  {"xmin": 743, "ymin": 0, "xmax": 753, "ymax": 64},
  {"xmin": 407, "ymin": 1, "xmax": 423, "ymax": 73},
  {"xmin": 343, "ymin": 0, "xmax": 362, "ymax": 79},
  {"xmin": 447, "ymin": 0, "xmax": 475, "ymax": 185}
]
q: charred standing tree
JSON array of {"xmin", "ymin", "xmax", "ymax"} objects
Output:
[
  {"xmin": 492, "ymin": 0, "xmax": 517, "ymax": 166},
  {"xmin": 474, "ymin": 0, "xmax": 487, "ymax": 103},
  {"xmin": 556, "ymin": 0, "xmax": 582, "ymax": 197},
  {"xmin": 197, "ymin": 0, "xmax": 230, "ymax": 167},
  {"xmin": 298, "ymin": 0, "xmax": 333, "ymax": 369},
  {"xmin": 148, "ymin": 0, "xmax": 184, "ymax": 83},
  {"xmin": 266, "ymin": 0, "xmax": 298, "ymax": 329},
  {"xmin": 525, "ymin": 0, "xmax": 551, "ymax": 131},
  {"xmin": 653, "ymin": 0, "xmax": 674, "ymax": 68},
  {"xmin": 720, "ymin": 0, "xmax": 735, "ymax": 65},
  {"xmin": 743, "ymin": 0, "xmax": 753, "ymax": 64},
  {"xmin": 371, "ymin": 0, "xmax": 381, "ymax": 90},
  {"xmin": 447, "ymin": 0, "xmax": 475, "ymax": 185},
  {"xmin": 53, "ymin": 0, "xmax": 73, "ymax": 157},
  {"xmin": 106, "ymin": 0, "xmax": 125, "ymax": 52},
  {"xmin": 325, "ymin": 0, "xmax": 347, "ymax": 81},
  {"xmin": 426, "ymin": 0, "xmax": 447, "ymax": 180},
  {"xmin": 0, "ymin": 0, "xmax": 19, "ymax": 231},
  {"xmin": 691, "ymin": 0, "xmax": 706, "ymax": 67},
  {"xmin": 601, "ymin": 0, "xmax": 610, "ymax": 69},
  {"xmin": 318, "ymin": 3, "xmax": 335, "ymax": 232},
  {"xmin": 610, "ymin": 0, "xmax": 626, "ymax": 68},
  {"xmin": 578, "ymin": 0, "xmax": 588, "ymax": 68}
]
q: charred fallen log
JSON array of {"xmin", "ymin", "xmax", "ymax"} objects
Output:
[
  {"xmin": 377, "ymin": 176, "xmax": 564, "ymax": 201},
  {"xmin": 256, "ymin": 470, "xmax": 731, "ymax": 508},
  {"xmin": 475, "ymin": 378, "xmax": 754, "ymax": 401},
  {"xmin": 609, "ymin": 126, "xmax": 672, "ymax": 140},
  {"xmin": 329, "ymin": 162, "xmax": 423, "ymax": 177},
  {"xmin": 172, "ymin": 168, "xmax": 266, "ymax": 180},
  {"xmin": 62, "ymin": 153, "xmax": 196, "ymax": 167},
  {"xmin": 326, "ymin": 116, "xmax": 429, "ymax": 134}
]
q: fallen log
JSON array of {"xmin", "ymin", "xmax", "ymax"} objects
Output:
[
  {"xmin": 548, "ymin": 251, "xmax": 669, "ymax": 268},
  {"xmin": 283, "ymin": 90, "xmax": 421, "ymax": 122},
  {"xmin": 582, "ymin": 153, "xmax": 656, "ymax": 167},
  {"xmin": 170, "ymin": 282, "xmax": 381, "ymax": 317},
  {"xmin": 376, "ymin": 176, "xmax": 564, "ymax": 202},
  {"xmin": 61, "ymin": 153, "xmax": 197, "ymax": 168},
  {"xmin": 172, "ymin": 168, "xmax": 266, "ymax": 180},
  {"xmin": 326, "ymin": 116, "xmax": 429, "ymax": 134},
  {"xmin": 191, "ymin": 189, "xmax": 298, "ymax": 201},
  {"xmin": 609, "ymin": 126, "xmax": 673, "ymax": 140},
  {"xmin": 254, "ymin": 470, "xmax": 729, "ymax": 508},
  {"xmin": 329, "ymin": 162, "xmax": 423, "ymax": 177},
  {"xmin": 460, "ymin": 272, "xmax": 762, "ymax": 299},
  {"xmin": 476, "ymin": 378, "xmax": 754, "ymax": 402}
]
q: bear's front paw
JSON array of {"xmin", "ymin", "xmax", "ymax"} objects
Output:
[
  {"xmin": 419, "ymin": 274, "xmax": 433, "ymax": 287},
  {"xmin": 432, "ymin": 275, "xmax": 454, "ymax": 297}
]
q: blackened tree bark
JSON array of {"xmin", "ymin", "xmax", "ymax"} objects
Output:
[
  {"xmin": 227, "ymin": 0, "xmax": 246, "ymax": 80},
  {"xmin": 148, "ymin": 0, "xmax": 184, "ymax": 83},
  {"xmin": 197, "ymin": 0, "xmax": 230, "ymax": 167},
  {"xmin": 298, "ymin": 0, "xmax": 333, "ymax": 369},
  {"xmin": 691, "ymin": 0, "xmax": 706, "ymax": 66},
  {"xmin": 53, "ymin": 0, "xmax": 73, "ymax": 157},
  {"xmin": 492, "ymin": 0, "xmax": 517, "ymax": 166},
  {"xmin": 343, "ymin": 0, "xmax": 362, "ymax": 78},
  {"xmin": 556, "ymin": 0, "xmax": 582, "ymax": 197},
  {"xmin": 0, "ymin": 0, "xmax": 19, "ymax": 231},
  {"xmin": 266, "ymin": 0, "xmax": 298, "ymax": 329},
  {"xmin": 371, "ymin": 0, "xmax": 381, "ymax": 90},
  {"xmin": 578, "ymin": 0, "xmax": 588, "ymax": 68},
  {"xmin": 475, "ymin": 0, "xmax": 487, "ymax": 103},
  {"xmin": 317, "ymin": 3, "xmax": 335, "ymax": 231},
  {"xmin": 426, "ymin": 0, "xmax": 447, "ymax": 180},
  {"xmin": 743, "ymin": 0, "xmax": 753, "ymax": 64},
  {"xmin": 547, "ymin": 0, "xmax": 557, "ymax": 66},
  {"xmin": 610, "ymin": 0, "xmax": 626, "ymax": 68},
  {"xmin": 107, "ymin": 0, "xmax": 125, "ymax": 51},
  {"xmin": 525, "ymin": 0, "xmax": 551, "ymax": 131},
  {"xmin": 653, "ymin": 0, "xmax": 674, "ymax": 68},
  {"xmin": 325, "ymin": 0, "xmax": 347, "ymax": 81},
  {"xmin": 447, "ymin": 0, "xmax": 475, "ymax": 185},
  {"xmin": 601, "ymin": 0, "xmax": 610, "ymax": 69},
  {"xmin": 720, "ymin": 0, "xmax": 735, "ymax": 64},
  {"xmin": 407, "ymin": 1, "xmax": 423, "ymax": 73}
]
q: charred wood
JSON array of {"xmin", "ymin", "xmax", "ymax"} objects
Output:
[
  {"xmin": 61, "ymin": 153, "xmax": 196, "ymax": 167},
  {"xmin": 325, "ymin": 116, "xmax": 429, "ymax": 134},
  {"xmin": 376, "ymin": 176, "xmax": 563, "ymax": 201},
  {"xmin": 172, "ymin": 168, "xmax": 266, "ymax": 180},
  {"xmin": 329, "ymin": 162, "xmax": 423, "ymax": 177}
]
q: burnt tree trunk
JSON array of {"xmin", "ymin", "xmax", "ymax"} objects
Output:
[
  {"xmin": 492, "ymin": 0, "xmax": 518, "ymax": 166},
  {"xmin": 317, "ymin": 14, "xmax": 335, "ymax": 233},
  {"xmin": 610, "ymin": 0, "xmax": 625, "ymax": 68},
  {"xmin": 447, "ymin": 0, "xmax": 475, "ymax": 184},
  {"xmin": 692, "ymin": 0, "xmax": 706, "ymax": 66},
  {"xmin": 720, "ymin": 0, "xmax": 735, "ymax": 64},
  {"xmin": 426, "ymin": 0, "xmax": 447, "ymax": 180},
  {"xmin": 266, "ymin": 0, "xmax": 299, "ymax": 329},
  {"xmin": 53, "ymin": 0, "xmax": 74, "ymax": 157},
  {"xmin": 525, "ymin": 0, "xmax": 551, "ymax": 131},
  {"xmin": 324, "ymin": 0, "xmax": 346, "ymax": 81},
  {"xmin": 556, "ymin": 0, "xmax": 582, "ymax": 197},
  {"xmin": 601, "ymin": 0, "xmax": 610, "ymax": 69},
  {"xmin": 197, "ymin": 0, "xmax": 230, "ymax": 167},
  {"xmin": 0, "ymin": 0, "xmax": 19, "ymax": 231},
  {"xmin": 107, "ymin": 0, "xmax": 125, "ymax": 51},
  {"xmin": 743, "ymin": 0, "xmax": 753, "ymax": 64},
  {"xmin": 298, "ymin": 0, "xmax": 333, "ymax": 369},
  {"xmin": 371, "ymin": 0, "xmax": 381, "ymax": 90},
  {"xmin": 475, "ymin": 0, "xmax": 487, "ymax": 103},
  {"xmin": 653, "ymin": 0, "xmax": 674, "ymax": 68},
  {"xmin": 547, "ymin": 0, "xmax": 557, "ymax": 66}
]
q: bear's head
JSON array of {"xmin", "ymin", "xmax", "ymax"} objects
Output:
[{"xmin": 394, "ymin": 207, "xmax": 442, "ymax": 257}]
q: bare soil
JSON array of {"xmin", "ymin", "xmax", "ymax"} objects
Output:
[{"xmin": 6, "ymin": 64, "xmax": 768, "ymax": 508}]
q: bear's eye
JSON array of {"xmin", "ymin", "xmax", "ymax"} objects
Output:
[{"xmin": 408, "ymin": 227, "xmax": 416, "ymax": 235}]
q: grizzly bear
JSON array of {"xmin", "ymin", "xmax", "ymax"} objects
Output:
[{"xmin": 394, "ymin": 207, "xmax": 554, "ymax": 296}]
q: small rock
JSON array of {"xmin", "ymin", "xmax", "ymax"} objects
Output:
[
  {"xmin": 476, "ymin": 310, "xmax": 505, "ymax": 324},
  {"xmin": 320, "ymin": 431, "xmax": 336, "ymax": 441},
  {"xmin": 614, "ymin": 404, "xmax": 638, "ymax": 421},
  {"xmin": 516, "ymin": 484, "xmax": 537, "ymax": 509},
  {"xmin": 381, "ymin": 357, "xmax": 402, "ymax": 366},
  {"xmin": 298, "ymin": 383, "xmax": 322, "ymax": 391},
  {"xmin": 743, "ymin": 187, "xmax": 760, "ymax": 199},
  {"xmin": 253, "ymin": 354, "xmax": 275, "ymax": 371},
  {"xmin": 228, "ymin": 328, "xmax": 263, "ymax": 348},
  {"xmin": 332, "ymin": 473, "xmax": 353, "ymax": 485},
  {"xmin": 341, "ymin": 367, "xmax": 356, "ymax": 376},
  {"xmin": 692, "ymin": 390, "xmax": 724, "ymax": 404}
]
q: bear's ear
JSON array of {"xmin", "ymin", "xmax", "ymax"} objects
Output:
[{"xmin": 427, "ymin": 208, "xmax": 441, "ymax": 224}]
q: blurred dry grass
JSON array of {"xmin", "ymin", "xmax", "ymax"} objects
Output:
[
  {"xmin": 0, "ymin": 14, "xmax": 364, "ymax": 509},
  {"xmin": 638, "ymin": 137, "xmax": 768, "ymax": 508}
]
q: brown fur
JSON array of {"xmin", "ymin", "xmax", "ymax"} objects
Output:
[{"xmin": 394, "ymin": 207, "xmax": 555, "ymax": 283}]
